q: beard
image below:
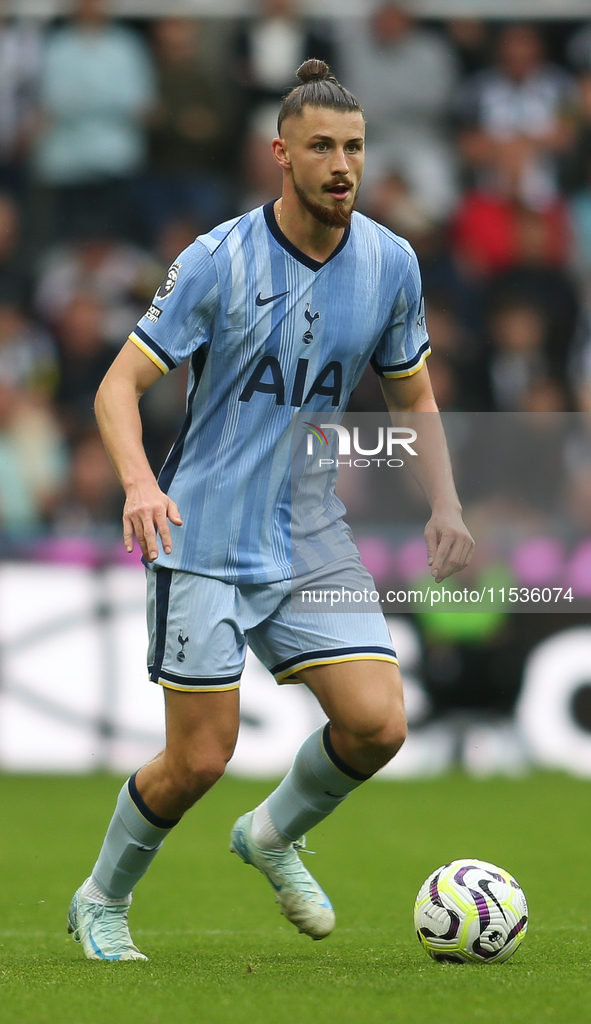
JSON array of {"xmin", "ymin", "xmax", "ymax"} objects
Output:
[{"xmin": 293, "ymin": 174, "xmax": 358, "ymax": 228}]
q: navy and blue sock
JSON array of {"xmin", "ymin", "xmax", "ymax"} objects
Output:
[
  {"xmin": 253, "ymin": 724, "xmax": 371, "ymax": 847},
  {"xmin": 90, "ymin": 772, "xmax": 180, "ymax": 900}
]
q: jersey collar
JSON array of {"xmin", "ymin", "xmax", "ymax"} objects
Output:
[{"xmin": 263, "ymin": 200, "xmax": 351, "ymax": 272}]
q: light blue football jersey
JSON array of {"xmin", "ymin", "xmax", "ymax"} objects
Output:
[{"xmin": 130, "ymin": 202, "xmax": 430, "ymax": 582}]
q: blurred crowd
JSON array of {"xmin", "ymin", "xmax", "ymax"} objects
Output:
[{"xmin": 1, "ymin": 0, "xmax": 591, "ymax": 553}]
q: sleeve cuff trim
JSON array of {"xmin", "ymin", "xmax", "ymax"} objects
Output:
[
  {"xmin": 372, "ymin": 341, "xmax": 431, "ymax": 378},
  {"xmin": 129, "ymin": 328, "xmax": 176, "ymax": 374}
]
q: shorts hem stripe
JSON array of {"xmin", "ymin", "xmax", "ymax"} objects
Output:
[
  {"xmin": 156, "ymin": 678, "xmax": 241, "ymax": 693},
  {"xmin": 274, "ymin": 649, "xmax": 398, "ymax": 682},
  {"xmin": 152, "ymin": 667, "xmax": 242, "ymax": 688},
  {"xmin": 272, "ymin": 645, "xmax": 396, "ymax": 674}
]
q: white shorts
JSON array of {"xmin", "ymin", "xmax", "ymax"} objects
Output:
[{"xmin": 146, "ymin": 554, "xmax": 397, "ymax": 692}]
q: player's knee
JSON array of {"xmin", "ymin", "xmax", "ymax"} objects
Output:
[
  {"xmin": 169, "ymin": 751, "xmax": 228, "ymax": 805},
  {"xmin": 345, "ymin": 708, "xmax": 407, "ymax": 768},
  {"xmin": 366, "ymin": 713, "xmax": 407, "ymax": 766}
]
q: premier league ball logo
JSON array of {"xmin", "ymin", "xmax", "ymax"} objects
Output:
[
  {"xmin": 156, "ymin": 261, "xmax": 182, "ymax": 301},
  {"xmin": 414, "ymin": 859, "xmax": 528, "ymax": 964}
]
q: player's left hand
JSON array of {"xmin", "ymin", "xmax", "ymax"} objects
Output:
[{"xmin": 424, "ymin": 508, "xmax": 474, "ymax": 583}]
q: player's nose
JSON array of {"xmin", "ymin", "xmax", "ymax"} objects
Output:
[{"xmin": 331, "ymin": 147, "xmax": 350, "ymax": 174}]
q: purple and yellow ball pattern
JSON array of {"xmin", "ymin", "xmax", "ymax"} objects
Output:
[{"xmin": 414, "ymin": 859, "xmax": 528, "ymax": 964}]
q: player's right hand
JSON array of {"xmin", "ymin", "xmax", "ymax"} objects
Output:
[{"xmin": 122, "ymin": 482, "xmax": 183, "ymax": 562}]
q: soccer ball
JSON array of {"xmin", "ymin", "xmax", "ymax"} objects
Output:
[{"xmin": 414, "ymin": 859, "xmax": 528, "ymax": 964}]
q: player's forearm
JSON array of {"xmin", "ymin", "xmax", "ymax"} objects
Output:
[
  {"xmin": 380, "ymin": 376, "xmax": 461, "ymax": 514},
  {"xmin": 94, "ymin": 373, "xmax": 157, "ymax": 493},
  {"xmin": 380, "ymin": 370, "xmax": 473, "ymax": 580},
  {"xmin": 404, "ymin": 407, "xmax": 462, "ymax": 515}
]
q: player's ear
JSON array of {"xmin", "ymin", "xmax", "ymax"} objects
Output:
[{"xmin": 272, "ymin": 136, "xmax": 291, "ymax": 170}]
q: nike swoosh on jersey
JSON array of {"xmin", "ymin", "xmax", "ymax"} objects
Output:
[{"xmin": 256, "ymin": 290, "xmax": 289, "ymax": 306}]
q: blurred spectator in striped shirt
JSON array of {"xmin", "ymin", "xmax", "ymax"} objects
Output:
[
  {"xmin": 456, "ymin": 24, "xmax": 576, "ymax": 211},
  {"xmin": 342, "ymin": 3, "xmax": 460, "ymax": 221}
]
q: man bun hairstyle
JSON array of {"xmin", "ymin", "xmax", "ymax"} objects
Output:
[
  {"xmin": 277, "ymin": 59, "xmax": 363, "ymax": 134},
  {"xmin": 296, "ymin": 58, "xmax": 335, "ymax": 84}
]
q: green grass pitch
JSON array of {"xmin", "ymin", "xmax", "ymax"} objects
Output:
[{"xmin": 0, "ymin": 771, "xmax": 589, "ymax": 1024}]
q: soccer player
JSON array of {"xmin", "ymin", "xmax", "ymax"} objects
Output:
[{"xmin": 68, "ymin": 59, "xmax": 474, "ymax": 960}]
